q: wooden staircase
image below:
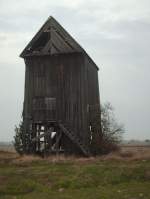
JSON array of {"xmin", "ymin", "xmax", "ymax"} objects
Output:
[{"xmin": 58, "ymin": 122, "xmax": 91, "ymax": 157}]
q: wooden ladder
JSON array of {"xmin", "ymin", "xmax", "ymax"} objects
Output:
[{"xmin": 58, "ymin": 122, "xmax": 91, "ymax": 157}]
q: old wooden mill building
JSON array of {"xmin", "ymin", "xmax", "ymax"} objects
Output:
[{"xmin": 20, "ymin": 16, "xmax": 101, "ymax": 156}]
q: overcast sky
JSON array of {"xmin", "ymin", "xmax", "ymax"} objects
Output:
[{"xmin": 0, "ymin": 0, "xmax": 150, "ymax": 141}]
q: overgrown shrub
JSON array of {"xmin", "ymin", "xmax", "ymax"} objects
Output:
[
  {"xmin": 92, "ymin": 102, "xmax": 124, "ymax": 155},
  {"xmin": 13, "ymin": 121, "xmax": 24, "ymax": 155}
]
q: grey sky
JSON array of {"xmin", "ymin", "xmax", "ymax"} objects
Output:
[{"xmin": 0, "ymin": 0, "xmax": 149, "ymax": 141}]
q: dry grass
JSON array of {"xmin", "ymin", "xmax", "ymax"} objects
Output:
[
  {"xmin": 100, "ymin": 146, "xmax": 150, "ymax": 161},
  {"xmin": 0, "ymin": 145, "xmax": 150, "ymax": 164},
  {"xmin": 0, "ymin": 150, "xmax": 17, "ymax": 160},
  {"xmin": 0, "ymin": 145, "xmax": 15, "ymax": 152}
]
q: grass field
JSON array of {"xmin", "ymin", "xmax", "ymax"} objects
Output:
[{"xmin": 0, "ymin": 147, "xmax": 150, "ymax": 199}]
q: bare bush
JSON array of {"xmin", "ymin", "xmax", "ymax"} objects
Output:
[{"xmin": 92, "ymin": 102, "xmax": 124, "ymax": 155}]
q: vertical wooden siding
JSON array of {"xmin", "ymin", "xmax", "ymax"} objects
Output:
[{"xmin": 23, "ymin": 53, "xmax": 100, "ymax": 152}]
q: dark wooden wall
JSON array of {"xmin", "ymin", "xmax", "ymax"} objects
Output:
[
  {"xmin": 23, "ymin": 52, "xmax": 100, "ymax": 153},
  {"xmin": 85, "ymin": 57, "xmax": 100, "ymax": 107}
]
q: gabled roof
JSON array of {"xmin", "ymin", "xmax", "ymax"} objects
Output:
[{"xmin": 20, "ymin": 16, "xmax": 99, "ymax": 70}]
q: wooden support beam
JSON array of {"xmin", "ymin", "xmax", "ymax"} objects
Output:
[{"xmin": 55, "ymin": 131, "xmax": 62, "ymax": 153}]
